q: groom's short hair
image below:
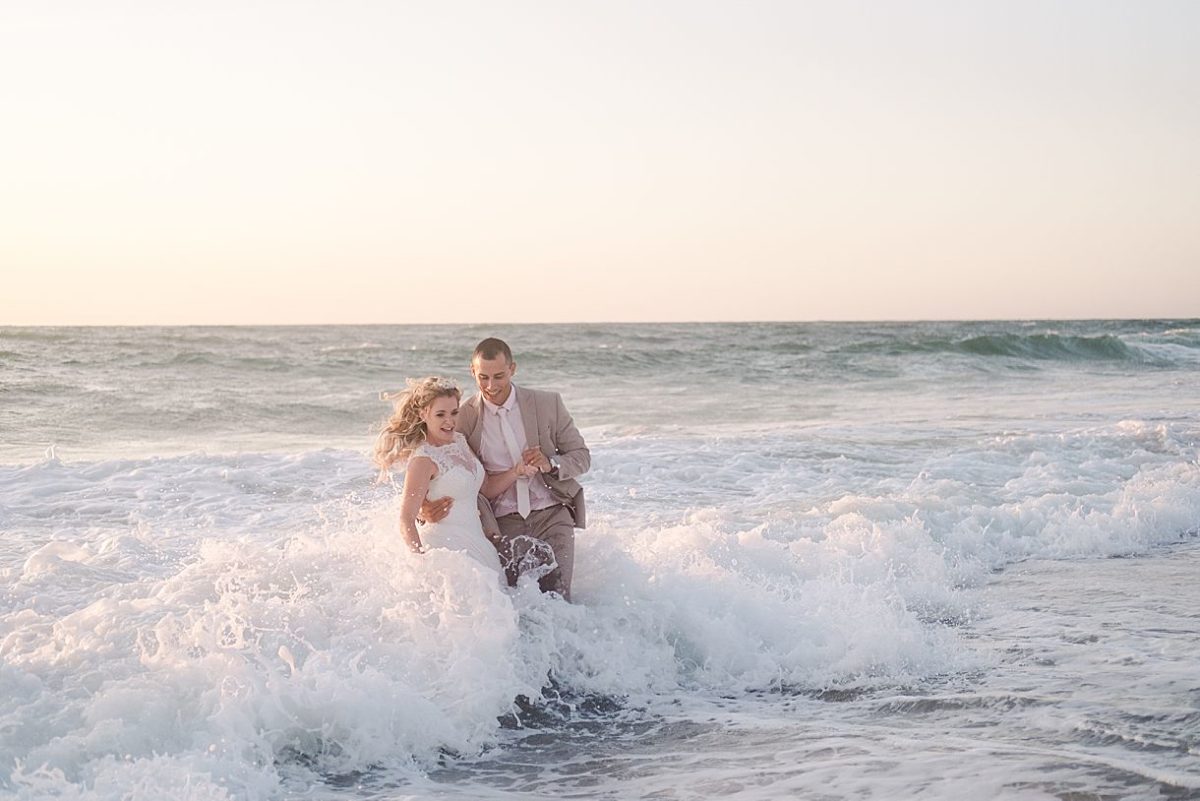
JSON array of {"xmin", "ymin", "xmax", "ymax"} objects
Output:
[{"xmin": 473, "ymin": 337, "xmax": 513, "ymax": 364}]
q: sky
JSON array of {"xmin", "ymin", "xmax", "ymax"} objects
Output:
[{"xmin": 2, "ymin": 0, "xmax": 1198, "ymax": 325}]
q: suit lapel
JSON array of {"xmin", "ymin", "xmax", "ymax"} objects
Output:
[
  {"xmin": 465, "ymin": 395, "xmax": 485, "ymax": 454},
  {"xmin": 518, "ymin": 386, "xmax": 539, "ymax": 449}
]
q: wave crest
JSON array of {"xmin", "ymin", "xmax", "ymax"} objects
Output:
[{"xmin": 954, "ymin": 333, "xmax": 1148, "ymax": 362}]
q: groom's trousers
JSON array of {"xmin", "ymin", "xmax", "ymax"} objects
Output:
[{"xmin": 493, "ymin": 504, "xmax": 575, "ymax": 601}]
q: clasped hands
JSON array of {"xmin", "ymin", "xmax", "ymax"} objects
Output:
[{"xmin": 419, "ymin": 447, "xmax": 550, "ymax": 524}]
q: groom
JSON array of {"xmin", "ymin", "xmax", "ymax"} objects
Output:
[{"xmin": 423, "ymin": 338, "xmax": 591, "ymax": 601}]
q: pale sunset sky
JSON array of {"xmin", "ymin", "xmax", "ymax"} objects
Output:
[{"xmin": 2, "ymin": 1, "xmax": 1197, "ymax": 325}]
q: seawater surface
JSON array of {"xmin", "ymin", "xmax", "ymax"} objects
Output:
[{"xmin": 1, "ymin": 321, "xmax": 1198, "ymax": 800}]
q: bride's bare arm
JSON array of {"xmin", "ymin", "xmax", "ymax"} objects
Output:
[
  {"xmin": 399, "ymin": 456, "xmax": 437, "ymax": 552},
  {"xmin": 481, "ymin": 463, "xmax": 538, "ymax": 502}
]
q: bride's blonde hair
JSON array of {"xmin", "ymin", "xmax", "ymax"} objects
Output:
[{"xmin": 373, "ymin": 376, "xmax": 461, "ymax": 473}]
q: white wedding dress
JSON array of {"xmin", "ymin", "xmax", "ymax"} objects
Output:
[{"xmin": 410, "ymin": 433, "xmax": 503, "ymax": 574}]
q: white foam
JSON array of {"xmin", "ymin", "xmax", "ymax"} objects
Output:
[{"xmin": 3, "ymin": 413, "xmax": 1199, "ymax": 798}]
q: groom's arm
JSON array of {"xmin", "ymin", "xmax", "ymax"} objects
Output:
[{"xmin": 550, "ymin": 392, "xmax": 590, "ymax": 480}]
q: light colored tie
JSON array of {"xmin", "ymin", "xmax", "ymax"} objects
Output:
[{"xmin": 498, "ymin": 407, "xmax": 531, "ymax": 518}]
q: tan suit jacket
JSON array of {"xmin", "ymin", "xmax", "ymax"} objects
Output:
[{"xmin": 460, "ymin": 386, "xmax": 590, "ymax": 534}]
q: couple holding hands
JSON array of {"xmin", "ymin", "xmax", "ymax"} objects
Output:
[{"xmin": 374, "ymin": 338, "xmax": 590, "ymax": 601}]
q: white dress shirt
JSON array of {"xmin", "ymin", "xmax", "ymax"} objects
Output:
[{"xmin": 478, "ymin": 385, "xmax": 557, "ymax": 517}]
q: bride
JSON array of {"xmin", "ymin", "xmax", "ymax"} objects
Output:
[{"xmin": 374, "ymin": 376, "xmax": 539, "ymax": 572}]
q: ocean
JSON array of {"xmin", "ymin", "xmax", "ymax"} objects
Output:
[{"xmin": 1, "ymin": 320, "xmax": 1198, "ymax": 800}]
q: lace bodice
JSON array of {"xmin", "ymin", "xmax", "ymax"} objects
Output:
[
  {"xmin": 410, "ymin": 433, "xmax": 485, "ymax": 529},
  {"xmin": 412, "ymin": 432, "xmax": 480, "ymax": 477}
]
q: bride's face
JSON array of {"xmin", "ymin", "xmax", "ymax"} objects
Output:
[{"xmin": 420, "ymin": 395, "xmax": 459, "ymax": 446}]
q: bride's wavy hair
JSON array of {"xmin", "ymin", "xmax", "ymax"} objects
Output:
[{"xmin": 373, "ymin": 376, "xmax": 461, "ymax": 474}]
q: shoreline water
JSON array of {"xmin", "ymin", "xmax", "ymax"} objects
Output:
[{"xmin": 2, "ymin": 320, "xmax": 1198, "ymax": 800}]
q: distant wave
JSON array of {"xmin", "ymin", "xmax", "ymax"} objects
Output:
[
  {"xmin": 160, "ymin": 352, "xmax": 294, "ymax": 371},
  {"xmin": 954, "ymin": 333, "xmax": 1148, "ymax": 361},
  {"xmin": 319, "ymin": 342, "xmax": 385, "ymax": 354},
  {"xmin": 839, "ymin": 333, "xmax": 1177, "ymax": 364},
  {"xmin": 0, "ymin": 329, "xmax": 76, "ymax": 343}
]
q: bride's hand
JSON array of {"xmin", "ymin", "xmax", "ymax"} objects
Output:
[{"xmin": 515, "ymin": 463, "xmax": 539, "ymax": 478}]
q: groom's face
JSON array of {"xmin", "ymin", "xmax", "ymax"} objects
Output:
[{"xmin": 472, "ymin": 355, "xmax": 516, "ymax": 406}]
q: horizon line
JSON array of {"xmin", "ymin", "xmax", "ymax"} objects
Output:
[{"xmin": 2, "ymin": 315, "xmax": 1199, "ymax": 329}]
